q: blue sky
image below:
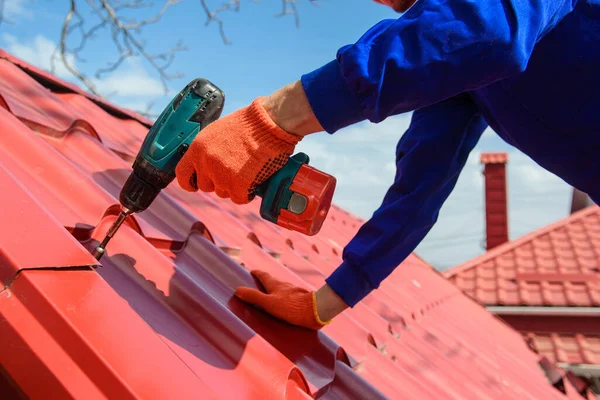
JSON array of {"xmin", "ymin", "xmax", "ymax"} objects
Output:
[{"xmin": 2, "ymin": 0, "xmax": 573, "ymax": 271}]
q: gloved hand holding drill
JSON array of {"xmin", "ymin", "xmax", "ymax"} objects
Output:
[
  {"xmin": 176, "ymin": 81, "xmax": 349, "ymax": 330},
  {"xmin": 175, "ymin": 0, "xmax": 600, "ymax": 330},
  {"xmin": 176, "ymin": 97, "xmax": 302, "ymax": 205}
]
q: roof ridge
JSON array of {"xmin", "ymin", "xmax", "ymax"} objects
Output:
[
  {"xmin": 0, "ymin": 48, "xmax": 154, "ymax": 127},
  {"xmin": 444, "ymin": 205, "xmax": 599, "ymax": 278}
]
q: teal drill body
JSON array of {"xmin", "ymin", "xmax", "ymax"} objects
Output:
[
  {"xmin": 119, "ymin": 78, "xmax": 225, "ymax": 213},
  {"xmin": 94, "ymin": 77, "xmax": 335, "ymax": 261},
  {"xmin": 142, "ymin": 81, "xmax": 221, "ymax": 174}
]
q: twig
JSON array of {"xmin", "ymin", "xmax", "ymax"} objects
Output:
[
  {"xmin": 57, "ymin": 0, "xmax": 100, "ymax": 94},
  {"xmin": 57, "ymin": 0, "xmax": 185, "ymax": 95},
  {"xmin": 275, "ymin": 0, "xmax": 300, "ymax": 28},
  {"xmin": 0, "ymin": 0, "xmax": 5, "ymax": 27},
  {"xmin": 94, "ymin": 0, "xmax": 186, "ymax": 93},
  {"xmin": 199, "ymin": 0, "xmax": 240, "ymax": 44},
  {"xmin": 53, "ymin": 0, "xmax": 318, "ymax": 102}
]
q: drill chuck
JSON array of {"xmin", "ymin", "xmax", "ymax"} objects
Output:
[{"xmin": 120, "ymin": 155, "xmax": 175, "ymax": 213}]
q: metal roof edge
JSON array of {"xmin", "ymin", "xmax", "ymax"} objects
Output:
[
  {"xmin": 410, "ymin": 252, "xmax": 435, "ymax": 269},
  {"xmin": 486, "ymin": 306, "xmax": 600, "ymax": 316},
  {"xmin": 557, "ymin": 363, "xmax": 600, "ymax": 377}
]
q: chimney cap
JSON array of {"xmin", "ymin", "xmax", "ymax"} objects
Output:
[{"xmin": 481, "ymin": 152, "xmax": 508, "ymax": 164}]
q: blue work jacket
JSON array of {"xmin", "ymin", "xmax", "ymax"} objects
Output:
[{"xmin": 301, "ymin": 0, "xmax": 600, "ymax": 307}]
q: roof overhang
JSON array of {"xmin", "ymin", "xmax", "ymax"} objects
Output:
[
  {"xmin": 557, "ymin": 363, "xmax": 600, "ymax": 377},
  {"xmin": 486, "ymin": 306, "xmax": 600, "ymax": 317}
]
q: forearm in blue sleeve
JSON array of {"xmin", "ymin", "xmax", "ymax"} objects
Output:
[
  {"xmin": 301, "ymin": 0, "xmax": 575, "ymax": 133},
  {"xmin": 325, "ymin": 93, "xmax": 488, "ymax": 307}
]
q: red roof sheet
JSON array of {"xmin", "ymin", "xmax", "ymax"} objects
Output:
[
  {"xmin": 0, "ymin": 48, "xmax": 591, "ymax": 399},
  {"xmin": 0, "ymin": 49, "xmax": 155, "ymax": 127}
]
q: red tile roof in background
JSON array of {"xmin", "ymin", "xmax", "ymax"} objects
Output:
[
  {"xmin": 445, "ymin": 206, "xmax": 600, "ymax": 374},
  {"xmin": 445, "ymin": 206, "xmax": 600, "ymax": 307},
  {"xmin": 497, "ymin": 312, "xmax": 600, "ymax": 370},
  {"xmin": 527, "ymin": 333, "xmax": 600, "ymax": 365},
  {"xmin": 0, "ymin": 48, "xmax": 592, "ymax": 399}
]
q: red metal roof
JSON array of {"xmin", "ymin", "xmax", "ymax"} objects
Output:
[
  {"xmin": 0, "ymin": 48, "xmax": 591, "ymax": 399},
  {"xmin": 0, "ymin": 49, "xmax": 155, "ymax": 127}
]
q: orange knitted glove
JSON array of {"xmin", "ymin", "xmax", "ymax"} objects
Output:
[
  {"xmin": 175, "ymin": 97, "xmax": 302, "ymax": 205},
  {"xmin": 235, "ymin": 270, "xmax": 331, "ymax": 331}
]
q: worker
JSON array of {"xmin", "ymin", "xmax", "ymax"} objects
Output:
[{"xmin": 176, "ymin": 0, "xmax": 600, "ymax": 330}]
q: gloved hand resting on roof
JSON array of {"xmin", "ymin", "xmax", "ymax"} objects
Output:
[
  {"xmin": 235, "ymin": 270, "xmax": 346, "ymax": 330},
  {"xmin": 178, "ymin": 0, "xmax": 600, "ymax": 330}
]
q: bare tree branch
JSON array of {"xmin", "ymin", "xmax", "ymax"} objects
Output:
[
  {"xmin": 0, "ymin": 0, "xmax": 6, "ymax": 27},
  {"xmin": 199, "ymin": 0, "xmax": 318, "ymax": 44},
  {"xmin": 114, "ymin": 0, "xmax": 154, "ymax": 11},
  {"xmin": 56, "ymin": 0, "xmax": 100, "ymax": 94},
  {"xmin": 138, "ymin": 100, "xmax": 158, "ymax": 119},
  {"xmin": 56, "ymin": 0, "xmax": 186, "ymax": 97},
  {"xmin": 275, "ymin": 0, "xmax": 300, "ymax": 28},
  {"xmin": 51, "ymin": 0, "xmax": 318, "ymax": 116},
  {"xmin": 0, "ymin": 0, "xmax": 31, "ymax": 27},
  {"xmin": 123, "ymin": 0, "xmax": 178, "ymax": 30},
  {"xmin": 93, "ymin": 0, "xmax": 185, "ymax": 91},
  {"xmin": 199, "ymin": 0, "xmax": 241, "ymax": 44}
]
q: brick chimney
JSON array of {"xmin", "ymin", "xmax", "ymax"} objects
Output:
[{"xmin": 481, "ymin": 152, "xmax": 509, "ymax": 250}]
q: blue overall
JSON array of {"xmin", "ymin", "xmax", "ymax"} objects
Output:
[{"xmin": 301, "ymin": 0, "xmax": 600, "ymax": 307}]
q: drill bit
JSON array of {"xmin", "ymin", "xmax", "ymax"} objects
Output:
[{"xmin": 93, "ymin": 208, "xmax": 132, "ymax": 260}]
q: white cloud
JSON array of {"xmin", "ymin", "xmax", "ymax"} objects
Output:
[
  {"xmin": 3, "ymin": 0, "xmax": 33, "ymax": 21},
  {"xmin": 92, "ymin": 57, "xmax": 164, "ymax": 98},
  {"xmin": 482, "ymin": 127, "xmax": 495, "ymax": 138},
  {"xmin": 508, "ymin": 151, "xmax": 566, "ymax": 192},
  {"xmin": 384, "ymin": 162, "xmax": 395, "ymax": 172},
  {"xmin": 515, "ymin": 163, "xmax": 559, "ymax": 187},
  {"xmin": 0, "ymin": 33, "xmax": 166, "ymax": 115},
  {"xmin": 1, "ymin": 33, "xmax": 76, "ymax": 81}
]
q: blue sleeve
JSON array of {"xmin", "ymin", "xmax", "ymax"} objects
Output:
[
  {"xmin": 301, "ymin": 0, "xmax": 576, "ymax": 133},
  {"xmin": 325, "ymin": 93, "xmax": 488, "ymax": 307}
]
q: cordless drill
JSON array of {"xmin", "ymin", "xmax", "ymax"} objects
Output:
[{"xmin": 93, "ymin": 78, "xmax": 336, "ymax": 260}]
